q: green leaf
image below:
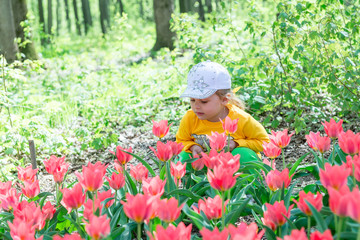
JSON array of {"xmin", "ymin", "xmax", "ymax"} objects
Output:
[
  {"xmin": 110, "ymin": 204, "xmax": 124, "ymax": 230},
  {"xmin": 165, "ymin": 189, "xmax": 202, "ymax": 202},
  {"xmin": 306, "ymin": 200, "xmax": 327, "ymax": 232},
  {"xmin": 289, "ymin": 153, "xmax": 309, "ymax": 176},
  {"xmin": 225, "ymin": 198, "xmax": 250, "ymax": 225},
  {"xmin": 181, "ymin": 204, "xmax": 212, "ymax": 230},
  {"xmin": 124, "ymin": 170, "xmax": 138, "ymax": 195},
  {"xmin": 284, "ymin": 182, "xmax": 296, "ymax": 208}
]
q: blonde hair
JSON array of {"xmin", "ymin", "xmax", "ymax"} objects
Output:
[{"xmin": 216, "ymin": 89, "xmax": 246, "ymax": 110}]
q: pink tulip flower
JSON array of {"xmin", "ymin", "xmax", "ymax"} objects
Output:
[
  {"xmin": 262, "ymin": 142, "xmax": 281, "ymax": 159},
  {"xmin": 0, "ymin": 187, "xmax": 20, "ymax": 211},
  {"xmin": 53, "ymin": 233, "xmax": 83, "ymax": 240},
  {"xmin": 152, "ymin": 120, "xmax": 172, "ymax": 139},
  {"xmin": 228, "ymin": 222, "xmax": 265, "ymax": 240},
  {"xmin": 191, "ymin": 154, "xmax": 205, "ymax": 171},
  {"xmin": 130, "ymin": 163, "xmax": 149, "ymax": 183},
  {"xmin": 8, "ymin": 218, "xmax": 36, "ymax": 240},
  {"xmin": 171, "ymin": 161, "xmax": 186, "ymax": 186},
  {"xmin": 13, "ymin": 201, "xmax": 45, "ymax": 230},
  {"xmin": 168, "ymin": 141, "xmax": 184, "ymax": 156},
  {"xmin": 319, "ymin": 163, "xmax": 350, "ymax": 190},
  {"xmin": 85, "ymin": 215, "xmax": 111, "ymax": 240},
  {"xmin": 0, "ymin": 181, "xmax": 12, "ymax": 195},
  {"xmin": 263, "ymin": 201, "xmax": 293, "ymax": 228},
  {"xmin": 105, "ymin": 171, "xmax": 125, "ymax": 190},
  {"xmin": 61, "ymin": 183, "xmax": 86, "ymax": 213},
  {"xmin": 97, "ymin": 189, "xmax": 114, "ymax": 208},
  {"xmin": 269, "ymin": 129, "xmax": 294, "ymax": 148},
  {"xmin": 17, "ymin": 166, "xmax": 38, "ymax": 183},
  {"xmin": 157, "ymin": 197, "xmax": 184, "ymax": 223},
  {"xmin": 148, "ymin": 222, "xmax": 192, "ymax": 240},
  {"xmin": 202, "ymin": 149, "xmax": 225, "ymax": 169},
  {"xmin": 150, "ymin": 141, "xmax": 174, "ymax": 162},
  {"xmin": 316, "ymin": 135, "xmax": 331, "ymax": 153},
  {"xmin": 109, "ymin": 145, "xmax": 133, "ymax": 166},
  {"xmin": 193, "ymin": 195, "xmax": 229, "ymax": 220},
  {"xmin": 293, "ymin": 191, "xmax": 323, "ymax": 216},
  {"xmin": 264, "ymin": 168, "xmax": 293, "ymax": 191},
  {"xmin": 346, "ymin": 186, "xmax": 360, "ymax": 222},
  {"xmin": 328, "ymin": 185, "xmax": 351, "ymax": 217},
  {"xmin": 42, "ymin": 201, "xmax": 56, "ymax": 221},
  {"xmin": 200, "ymin": 226, "xmax": 229, "ymax": 240},
  {"xmin": 44, "ymin": 155, "xmax": 69, "ymax": 183},
  {"xmin": 322, "ymin": 118, "xmax": 343, "ymax": 139},
  {"xmin": 208, "ymin": 131, "xmax": 227, "ymax": 152},
  {"xmin": 207, "ymin": 166, "xmax": 239, "ymax": 192},
  {"xmin": 221, "ymin": 116, "xmax": 239, "ymax": 134},
  {"xmin": 263, "ymin": 158, "xmax": 276, "ymax": 169},
  {"xmin": 75, "ymin": 161, "xmax": 107, "ymax": 192},
  {"xmin": 142, "ymin": 176, "xmax": 166, "ymax": 197},
  {"xmin": 338, "ymin": 130, "xmax": 360, "ymax": 155},
  {"xmin": 282, "ymin": 228, "xmax": 307, "ymax": 240},
  {"xmin": 83, "ymin": 198, "xmax": 103, "ymax": 220},
  {"xmin": 306, "ymin": 131, "xmax": 321, "ymax": 151},
  {"xmin": 21, "ymin": 180, "xmax": 40, "ymax": 199},
  {"xmin": 121, "ymin": 193, "xmax": 153, "ymax": 223},
  {"xmin": 310, "ymin": 229, "xmax": 333, "ymax": 240}
]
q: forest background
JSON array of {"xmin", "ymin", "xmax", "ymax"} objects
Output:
[{"xmin": 0, "ymin": 0, "xmax": 359, "ymax": 175}]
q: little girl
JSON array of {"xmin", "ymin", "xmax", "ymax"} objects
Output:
[{"xmin": 176, "ymin": 61, "xmax": 269, "ymax": 164}]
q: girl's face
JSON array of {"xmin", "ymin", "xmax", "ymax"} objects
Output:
[{"xmin": 190, "ymin": 94, "xmax": 229, "ymax": 122}]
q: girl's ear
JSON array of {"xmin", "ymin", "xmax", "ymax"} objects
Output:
[{"xmin": 221, "ymin": 93, "xmax": 231, "ymax": 105}]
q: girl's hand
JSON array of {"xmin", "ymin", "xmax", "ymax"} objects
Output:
[
  {"xmin": 229, "ymin": 140, "xmax": 239, "ymax": 152},
  {"xmin": 190, "ymin": 145, "xmax": 204, "ymax": 157}
]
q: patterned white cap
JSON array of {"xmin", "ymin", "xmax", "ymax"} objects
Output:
[{"xmin": 180, "ymin": 61, "xmax": 231, "ymax": 99}]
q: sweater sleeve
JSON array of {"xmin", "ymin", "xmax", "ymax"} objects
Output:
[
  {"xmin": 176, "ymin": 111, "xmax": 199, "ymax": 152},
  {"xmin": 234, "ymin": 116, "xmax": 270, "ymax": 153}
]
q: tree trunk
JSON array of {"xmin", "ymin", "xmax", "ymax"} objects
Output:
[
  {"xmin": 47, "ymin": 0, "xmax": 53, "ymax": 34},
  {"xmin": 99, "ymin": 0, "xmax": 107, "ymax": 34},
  {"xmin": 38, "ymin": 0, "xmax": 46, "ymax": 45},
  {"xmin": 139, "ymin": 0, "xmax": 144, "ymax": 18},
  {"xmin": 205, "ymin": 0, "xmax": 212, "ymax": 13},
  {"xmin": 81, "ymin": 0, "xmax": 92, "ymax": 34},
  {"xmin": 198, "ymin": 0, "xmax": 205, "ymax": 21},
  {"xmin": 73, "ymin": 0, "xmax": 81, "ymax": 35},
  {"xmin": 0, "ymin": 0, "xmax": 19, "ymax": 63},
  {"xmin": 56, "ymin": 0, "xmax": 61, "ymax": 35},
  {"xmin": 179, "ymin": 0, "xmax": 186, "ymax": 13},
  {"xmin": 152, "ymin": 0, "xmax": 175, "ymax": 51},
  {"xmin": 11, "ymin": 0, "xmax": 38, "ymax": 60},
  {"xmin": 64, "ymin": 0, "xmax": 71, "ymax": 32},
  {"xmin": 117, "ymin": 0, "xmax": 124, "ymax": 16}
]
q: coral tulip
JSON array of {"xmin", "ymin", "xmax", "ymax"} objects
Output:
[
  {"xmin": 282, "ymin": 228, "xmax": 307, "ymax": 240},
  {"xmin": 85, "ymin": 215, "xmax": 111, "ymax": 240},
  {"xmin": 264, "ymin": 168, "xmax": 292, "ymax": 191},
  {"xmin": 263, "ymin": 201, "xmax": 293, "ymax": 228},
  {"xmin": 105, "ymin": 171, "xmax": 125, "ymax": 190},
  {"xmin": 44, "ymin": 155, "xmax": 69, "ymax": 183},
  {"xmin": 130, "ymin": 163, "xmax": 149, "ymax": 183},
  {"xmin": 152, "ymin": 120, "xmax": 172, "ymax": 138},
  {"xmin": 346, "ymin": 186, "xmax": 360, "ymax": 222},
  {"xmin": 221, "ymin": 116, "xmax": 239, "ymax": 134},
  {"xmin": 13, "ymin": 200, "xmax": 45, "ymax": 231},
  {"xmin": 148, "ymin": 222, "xmax": 192, "ymax": 240},
  {"xmin": 315, "ymin": 135, "xmax": 331, "ymax": 154},
  {"xmin": 0, "ymin": 187, "xmax": 20, "ymax": 211},
  {"xmin": 53, "ymin": 233, "xmax": 83, "ymax": 240},
  {"xmin": 157, "ymin": 197, "xmax": 184, "ymax": 223},
  {"xmin": 0, "ymin": 180, "xmax": 12, "ymax": 195},
  {"xmin": 75, "ymin": 161, "xmax": 107, "ymax": 192},
  {"xmin": 121, "ymin": 193, "xmax": 153, "ymax": 223},
  {"xmin": 42, "ymin": 201, "xmax": 56, "ymax": 221},
  {"xmin": 191, "ymin": 154, "xmax": 205, "ymax": 170},
  {"xmin": 322, "ymin": 118, "xmax": 343, "ymax": 139},
  {"xmin": 338, "ymin": 130, "xmax": 360, "ymax": 155},
  {"xmin": 310, "ymin": 229, "xmax": 333, "ymax": 240},
  {"xmin": 200, "ymin": 227, "xmax": 228, "ymax": 240},
  {"xmin": 170, "ymin": 161, "xmax": 186, "ymax": 186},
  {"xmin": 262, "ymin": 142, "xmax": 281, "ymax": 159},
  {"xmin": 61, "ymin": 183, "xmax": 86, "ymax": 213},
  {"xmin": 109, "ymin": 145, "xmax": 133, "ymax": 165},
  {"xmin": 305, "ymin": 131, "xmax": 321, "ymax": 151},
  {"xmin": 319, "ymin": 163, "xmax": 350, "ymax": 190},
  {"xmin": 97, "ymin": 189, "xmax": 114, "ymax": 208},
  {"xmin": 193, "ymin": 195, "xmax": 228, "ymax": 220},
  {"xmin": 263, "ymin": 158, "xmax": 276, "ymax": 169},
  {"xmin": 208, "ymin": 131, "xmax": 227, "ymax": 152},
  {"xmin": 328, "ymin": 185, "xmax": 351, "ymax": 217},
  {"xmin": 269, "ymin": 129, "xmax": 294, "ymax": 148},
  {"xmin": 143, "ymin": 176, "xmax": 166, "ymax": 197},
  {"xmin": 17, "ymin": 166, "xmax": 38, "ymax": 183},
  {"xmin": 150, "ymin": 141, "xmax": 174, "ymax": 162},
  {"xmin": 83, "ymin": 198, "xmax": 103, "ymax": 220},
  {"xmin": 207, "ymin": 166, "xmax": 238, "ymax": 192},
  {"xmin": 21, "ymin": 180, "xmax": 40, "ymax": 199},
  {"xmin": 293, "ymin": 191, "xmax": 323, "ymax": 216},
  {"xmin": 169, "ymin": 141, "xmax": 184, "ymax": 156},
  {"xmin": 8, "ymin": 218, "xmax": 36, "ymax": 240},
  {"xmin": 228, "ymin": 222, "xmax": 265, "ymax": 240}
]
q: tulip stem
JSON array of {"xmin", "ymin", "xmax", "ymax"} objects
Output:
[
  {"xmin": 55, "ymin": 182, "xmax": 59, "ymax": 206},
  {"xmin": 278, "ymin": 226, "xmax": 282, "ymax": 238},
  {"xmin": 357, "ymin": 226, "xmax": 360, "ymax": 240},
  {"xmin": 336, "ymin": 217, "xmax": 344, "ymax": 240},
  {"xmin": 307, "ymin": 216, "xmax": 311, "ymax": 238},
  {"xmin": 227, "ymin": 134, "xmax": 231, "ymax": 152},
  {"xmin": 114, "ymin": 189, "xmax": 118, "ymax": 204},
  {"xmin": 282, "ymin": 150, "xmax": 285, "ymax": 170},
  {"xmin": 221, "ymin": 191, "xmax": 226, "ymax": 230},
  {"xmin": 137, "ymin": 223, "xmax": 141, "ymax": 240},
  {"xmin": 331, "ymin": 141, "xmax": 336, "ymax": 164}
]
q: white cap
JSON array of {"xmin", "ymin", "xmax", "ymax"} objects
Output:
[{"xmin": 180, "ymin": 61, "xmax": 231, "ymax": 99}]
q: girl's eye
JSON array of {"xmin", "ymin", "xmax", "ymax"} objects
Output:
[
  {"xmin": 190, "ymin": 99, "xmax": 195, "ymax": 102},
  {"xmin": 201, "ymin": 101, "xmax": 208, "ymax": 104}
]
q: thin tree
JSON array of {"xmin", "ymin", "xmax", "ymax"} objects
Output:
[
  {"xmin": 73, "ymin": 0, "xmax": 81, "ymax": 35},
  {"xmin": 56, "ymin": 0, "xmax": 61, "ymax": 35},
  {"xmin": 47, "ymin": 0, "xmax": 53, "ymax": 35},
  {"xmin": 99, "ymin": 0, "xmax": 109, "ymax": 34},
  {"xmin": 81, "ymin": 0, "xmax": 92, "ymax": 34},
  {"xmin": 152, "ymin": 0, "xmax": 175, "ymax": 51},
  {"xmin": 38, "ymin": 0, "xmax": 46, "ymax": 44},
  {"xmin": 205, "ymin": 0, "xmax": 212, "ymax": 13},
  {"xmin": 12, "ymin": 0, "xmax": 38, "ymax": 60},
  {"xmin": 117, "ymin": 0, "xmax": 124, "ymax": 16},
  {"xmin": 198, "ymin": 0, "xmax": 205, "ymax": 21},
  {"xmin": 64, "ymin": 0, "xmax": 71, "ymax": 32}
]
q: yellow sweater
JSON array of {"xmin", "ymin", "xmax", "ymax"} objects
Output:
[{"xmin": 176, "ymin": 104, "xmax": 270, "ymax": 153}]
